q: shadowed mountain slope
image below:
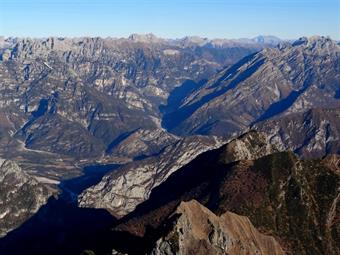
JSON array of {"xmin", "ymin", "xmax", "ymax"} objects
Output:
[
  {"xmin": 164, "ymin": 36, "xmax": 340, "ymax": 139},
  {"xmin": 111, "ymin": 135, "xmax": 339, "ymax": 254}
]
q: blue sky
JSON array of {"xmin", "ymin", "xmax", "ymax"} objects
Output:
[{"xmin": 0, "ymin": 0, "xmax": 339, "ymax": 39}]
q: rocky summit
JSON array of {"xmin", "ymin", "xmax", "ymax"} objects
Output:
[{"xmin": 151, "ymin": 200, "xmax": 284, "ymax": 255}]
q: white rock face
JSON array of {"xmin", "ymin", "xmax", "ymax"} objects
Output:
[
  {"xmin": 78, "ymin": 135, "xmax": 224, "ymax": 217},
  {"xmin": 256, "ymin": 108, "xmax": 340, "ymax": 158},
  {"xmin": 107, "ymin": 128, "xmax": 179, "ymax": 159},
  {"xmin": 0, "ymin": 159, "xmax": 52, "ymax": 237},
  {"xmin": 218, "ymin": 131, "xmax": 281, "ymax": 164},
  {"xmin": 79, "ymin": 131, "xmax": 280, "ymax": 218}
]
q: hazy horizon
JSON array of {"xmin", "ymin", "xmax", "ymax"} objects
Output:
[
  {"xmin": 0, "ymin": 33, "xmax": 339, "ymax": 42},
  {"xmin": 0, "ymin": 0, "xmax": 339, "ymax": 40}
]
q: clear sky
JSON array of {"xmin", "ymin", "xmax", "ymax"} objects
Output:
[{"xmin": 0, "ymin": 0, "xmax": 339, "ymax": 40}]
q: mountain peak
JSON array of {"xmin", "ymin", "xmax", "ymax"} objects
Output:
[
  {"xmin": 151, "ymin": 199, "xmax": 284, "ymax": 255},
  {"xmin": 180, "ymin": 36, "xmax": 210, "ymax": 45},
  {"xmin": 127, "ymin": 33, "xmax": 163, "ymax": 43},
  {"xmin": 252, "ymin": 35, "xmax": 282, "ymax": 45},
  {"xmin": 292, "ymin": 35, "xmax": 337, "ymax": 49}
]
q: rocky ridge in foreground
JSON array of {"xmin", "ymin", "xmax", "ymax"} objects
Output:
[
  {"xmin": 0, "ymin": 159, "xmax": 52, "ymax": 237},
  {"xmin": 79, "ymin": 135, "xmax": 225, "ymax": 217},
  {"xmin": 151, "ymin": 200, "xmax": 284, "ymax": 255},
  {"xmin": 78, "ymin": 131, "xmax": 280, "ymax": 217},
  {"xmin": 111, "ymin": 132, "xmax": 339, "ymax": 255}
]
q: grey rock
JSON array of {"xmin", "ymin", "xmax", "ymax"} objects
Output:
[
  {"xmin": 78, "ymin": 135, "xmax": 224, "ymax": 217},
  {"xmin": 0, "ymin": 35, "xmax": 262, "ymax": 162},
  {"xmin": 255, "ymin": 108, "xmax": 340, "ymax": 158},
  {"xmin": 164, "ymin": 36, "xmax": 340, "ymax": 141},
  {"xmin": 0, "ymin": 159, "xmax": 52, "ymax": 237},
  {"xmin": 79, "ymin": 131, "xmax": 278, "ymax": 217}
]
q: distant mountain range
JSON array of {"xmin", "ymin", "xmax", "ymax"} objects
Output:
[
  {"xmin": 0, "ymin": 35, "xmax": 339, "ymax": 254},
  {"xmin": 0, "ymin": 34, "xmax": 284, "ymax": 47},
  {"xmin": 0, "ymin": 34, "xmax": 269, "ymax": 165},
  {"xmin": 163, "ymin": 36, "xmax": 339, "ymax": 137}
]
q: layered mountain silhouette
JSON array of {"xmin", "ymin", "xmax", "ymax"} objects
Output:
[
  {"xmin": 163, "ymin": 36, "xmax": 340, "ymax": 140},
  {"xmin": 0, "ymin": 35, "xmax": 339, "ymax": 255}
]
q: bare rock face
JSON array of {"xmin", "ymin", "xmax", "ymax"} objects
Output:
[
  {"xmin": 0, "ymin": 159, "xmax": 52, "ymax": 237},
  {"xmin": 322, "ymin": 154, "xmax": 340, "ymax": 174},
  {"xmin": 79, "ymin": 131, "xmax": 279, "ymax": 218},
  {"xmin": 217, "ymin": 130, "xmax": 281, "ymax": 164},
  {"xmin": 255, "ymin": 108, "xmax": 340, "ymax": 158},
  {"xmin": 151, "ymin": 200, "xmax": 284, "ymax": 255},
  {"xmin": 106, "ymin": 128, "xmax": 179, "ymax": 160},
  {"xmin": 78, "ymin": 135, "xmax": 224, "ymax": 217},
  {"xmin": 164, "ymin": 36, "xmax": 340, "ymax": 138}
]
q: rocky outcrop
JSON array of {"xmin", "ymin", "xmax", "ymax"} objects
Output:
[
  {"xmin": 322, "ymin": 154, "xmax": 340, "ymax": 173},
  {"xmin": 78, "ymin": 135, "xmax": 224, "ymax": 217},
  {"xmin": 151, "ymin": 200, "xmax": 284, "ymax": 255},
  {"xmin": 217, "ymin": 130, "xmax": 281, "ymax": 163},
  {"xmin": 255, "ymin": 108, "xmax": 340, "ymax": 158},
  {"xmin": 0, "ymin": 159, "xmax": 52, "ymax": 237},
  {"xmin": 78, "ymin": 131, "xmax": 280, "ymax": 217},
  {"xmin": 106, "ymin": 128, "xmax": 179, "ymax": 160}
]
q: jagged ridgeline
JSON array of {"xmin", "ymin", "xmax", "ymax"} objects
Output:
[
  {"xmin": 0, "ymin": 35, "xmax": 264, "ymax": 160},
  {"xmin": 0, "ymin": 35, "xmax": 339, "ymax": 255},
  {"xmin": 163, "ymin": 37, "xmax": 340, "ymax": 140},
  {"xmin": 108, "ymin": 132, "xmax": 339, "ymax": 255}
]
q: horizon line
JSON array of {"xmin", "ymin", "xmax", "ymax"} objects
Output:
[{"xmin": 0, "ymin": 33, "xmax": 338, "ymax": 42}]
